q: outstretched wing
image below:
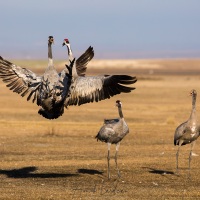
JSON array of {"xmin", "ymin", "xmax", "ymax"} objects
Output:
[
  {"xmin": 75, "ymin": 46, "xmax": 94, "ymax": 76},
  {"xmin": 0, "ymin": 56, "xmax": 42, "ymax": 103},
  {"xmin": 65, "ymin": 75, "xmax": 137, "ymax": 106}
]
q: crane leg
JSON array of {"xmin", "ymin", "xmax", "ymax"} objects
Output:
[
  {"xmin": 188, "ymin": 141, "xmax": 196, "ymax": 176},
  {"xmin": 115, "ymin": 142, "xmax": 121, "ymax": 178},
  {"xmin": 107, "ymin": 143, "xmax": 111, "ymax": 179},
  {"xmin": 176, "ymin": 143, "xmax": 182, "ymax": 174}
]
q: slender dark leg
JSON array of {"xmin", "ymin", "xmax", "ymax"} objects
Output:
[
  {"xmin": 188, "ymin": 141, "xmax": 196, "ymax": 176},
  {"xmin": 107, "ymin": 143, "xmax": 111, "ymax": 179},
  {"xmin": 115, "ymin": 143, "xmax": 120, "ymax": 178},
  {"xmin": 176, "ymin": 142, "xmax": 183, "ymax": 174}
]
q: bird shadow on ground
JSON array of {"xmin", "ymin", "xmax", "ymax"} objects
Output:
[
  {"xmin": 143, "ymin": 167, "xmax": 175, "ymax": 176},
  {"xmin": 0, "ymin": 166, "xmax": 78, "ymax": 179},
  {"xmin": 77, "ymin": 168, "xmax": 103, "ymax": 175}
]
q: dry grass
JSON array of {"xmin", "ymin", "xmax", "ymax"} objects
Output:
[
  {"xmin": 11, "ymin": 58, "xmax": 200, "ymax": 75},
  {"xmin": 0, "ymin": 59, "xmax": 200, "ymax": 199}
]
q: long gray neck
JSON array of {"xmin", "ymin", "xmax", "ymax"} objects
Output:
[
  {"xmin": 48, "ymin": 42, "xmax": 53, "ymax": 67},
  {"xmin": 192, "ymin": 94, "xmax": 196, "ymax": 110},
  {"xmin": 118, "ymin": 105, "xmax": 124, "ymax": 118},
  {"xmin": 190, "ymin": 94, "xmax": 197, "ymax": 120},
  {"xmin": 48, "ymin": 42, "xmax": 53, "ymax": 59}
]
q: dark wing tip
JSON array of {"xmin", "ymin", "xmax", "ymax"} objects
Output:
[
  {"xmin": 67, "ymin": 74, "xmax": 137, "ymax": 107},
  {"xmin": 174, "ymin": 140, "xmax": 177, "ymax": 146},
  {"xmin": 76, "ymin": 46, "xmax": 94, "ymax": 76}
]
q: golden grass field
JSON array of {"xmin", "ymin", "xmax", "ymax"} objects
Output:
[{"xmin": 0, "ymin": 59, "xmax": 200, "ymax": 199}]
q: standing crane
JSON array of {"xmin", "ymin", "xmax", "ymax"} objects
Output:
[
  {"xmin": 95, "ymin": 100, "xmax": 129, "ymax": 179},
  {"xmin": 174, "ymin": 89, "xmax": 200, "ymax": 175}
]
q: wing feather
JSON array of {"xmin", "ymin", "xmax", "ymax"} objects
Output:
[
  {"xmin": 0, "ymin": 56, "xmax": 42, "ymax": 103},
  {"xmin": 65, "ymin": 75, "xmax": 137, "ymax": 106},
  {"xmin": 75, "ymin": 46, "xmax": 94, "ymax": 76}
]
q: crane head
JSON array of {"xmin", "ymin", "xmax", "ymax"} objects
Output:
[
  {"xmin": 62, "ymin": 38, "xmax": 69, "ymax": 46},
  {"xmin": 190, "ymin": 89, "xmax": 197, "ymax": 97},
  {"xmin": 116, "ymin": 100, "xmax": 122, "ymax": 107},
  {"xmin": 48, "ymin": 36, "xmax": 54, "ymax": 44}
]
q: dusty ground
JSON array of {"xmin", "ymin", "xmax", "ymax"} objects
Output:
[{"xmin": 0, "ymin": 59, "xmax": 200, "ymax": 199}]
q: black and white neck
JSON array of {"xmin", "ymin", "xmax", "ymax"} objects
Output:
[
  {"xmin": 116, "ymin": 100, "xmax": 124, "ymax": 119},
  {"xmin": 48, "ymin": 36, "xmax": 54, "ymax": 68},
  {"xmin": 66, "ymin": 43, "xmax": 73, "ymax": 61},
  {"xmin": 63, "ymin": 39, "xmax": 77, "ymax": 77},
  {"xmin": 63, "ymin": 39, "xmax": 73, "ymax": 61}
]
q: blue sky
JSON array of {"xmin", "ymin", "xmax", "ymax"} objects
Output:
[{"xmin": 0, "ymin": 0, "xmax": 200, "ymax": 59}]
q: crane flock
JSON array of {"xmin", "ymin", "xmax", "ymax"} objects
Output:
[
  {"xmin": 0, "ymin": 36, "xmax": 199, "ymax": 179},
  {"xmin": 0, "ymin": 36, "xmax": 136, "ymax": 119}
]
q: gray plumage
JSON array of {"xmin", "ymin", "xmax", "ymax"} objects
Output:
[
  {"xmin": 0, "ymin": 37, "xmax": 137, "ymax": 119},
  {"xmin": 174, "ymin": 89, "xmax": 200, "ymax": 174},
  {"xmin": 62, "ymin": 38, "xmax": 94, "ymax": 77},
  {"xmin": 65, "ymin": 75, "xmax": 137, "ymax": 107},
  {"xmin": 62, "ymin": 38, "xmax": 137, "ymax": 107},
  {"xmin": 96, "ymin": 100, "xmax": 129, "ymax": 179},
  {"xmin": 0, "ymin": 36, "xmax": 73, "ymax": 119}
]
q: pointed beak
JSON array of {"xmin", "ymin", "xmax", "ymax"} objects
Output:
[
  {"xmin": 62, "ymin": 42, "xmax": 65, "ymax": 47},
  {"xmin": 189, "ymin": 92, "xmax": 192, "ymax": 97}
]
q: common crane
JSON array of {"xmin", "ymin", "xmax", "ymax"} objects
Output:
[
  {"xmin": 0, "ymin": 36, "xmax": 73, "ymax": 119},
  {"xmin": 0, "ymin": 37, "xmax": 137, "ymax": 119},
  {"xmin": 95, "ymin": 100, "xmax": 129, "ymax": 179},
  {"xmin": 174, "ymin": 89, "xmax": 200, "ymax": 175}
]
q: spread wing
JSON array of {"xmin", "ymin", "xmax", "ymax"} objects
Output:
[
  {"xmin": 65, "ymin": 75, "xmax": 137, "ymax": 106},
  {"xmin": 0, "ymin": 56, "xmax": 42, "ymax": 103},
  {"xmin": 75, "ymin": 46, "xmax": 94, "ymax": 76}
]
